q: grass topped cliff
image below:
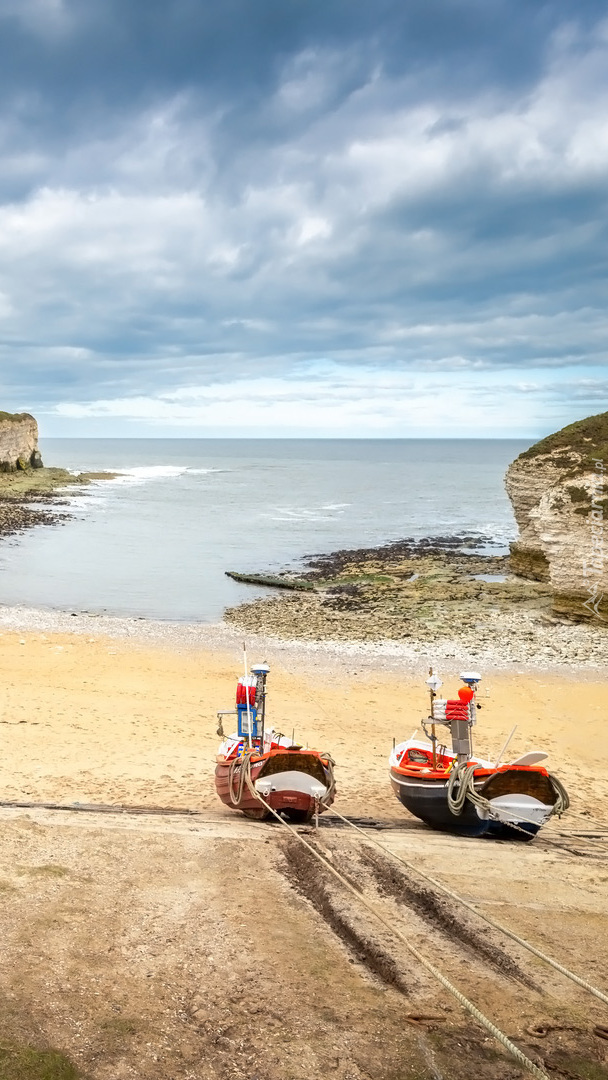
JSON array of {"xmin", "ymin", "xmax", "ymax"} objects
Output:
[
  {"xmin": 0, "ymin": 410, "xmax": 35, "ymax": 422},
  {"xmin": 506, "ymin": 410, "xmax": 607, "ymax": 619},
  {"xmin": 512, "ymin": 410, "xmax": 608, "ymax": 519},
  {"xmin": 518, "ymin": 410, "xmax": 608, "ymax": 475}
]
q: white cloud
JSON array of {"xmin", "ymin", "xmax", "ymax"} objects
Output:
[
  {"xmin": 50, "ymin": 364, "xmax": 571, "ymax": 436},
  {"xmin": 294, "ymin": 216, "xmax": 332, "ymax": 245}
]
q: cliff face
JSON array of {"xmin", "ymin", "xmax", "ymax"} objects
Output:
[
  {"xmin": 505, "ymin": 412, "xmax": 607, "ymax": 621},
  {"xmin": 0, "ymin": 412, "xmax": 42, "ymax": 471}
]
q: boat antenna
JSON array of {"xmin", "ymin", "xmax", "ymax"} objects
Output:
[
  {"xmin": 243, "ymin": 641, "xmax": 252, "ymax": 749},
  {"xmin": 494, "ymin": 725, "xmax": 517, "ymax": 769}
]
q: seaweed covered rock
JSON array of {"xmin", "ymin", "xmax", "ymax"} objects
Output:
[{"xmin": 505, "ymin": 412, "xmax": 607, "ymax": 621}]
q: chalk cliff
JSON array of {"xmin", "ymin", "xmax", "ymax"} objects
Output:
[
  {"xmin": 0, "ymin": 412, "xmax": 42, "ymax": 471},
  {"xmin": 505, "ymin": 412, "xmax": 607, "ymax": 621}
]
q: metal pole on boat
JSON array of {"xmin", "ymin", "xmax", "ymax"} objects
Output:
[
  {"xmin": 428, "ymin": 665, "xmax": 437, "ymax": 770},
  {"xmin": 259, "ymin": 666, "xmax": 267, "ymax": 747},
  {"xmin": 243, "ymin": 642, "xmax": 252, "ymax": 749},
  {"xmin": 251, "ymin": 662, "xmax": 270, "ymax": 750},
  {"xmin": 457, "ymin": 671, "xmax": 482, "ymax": 763}
]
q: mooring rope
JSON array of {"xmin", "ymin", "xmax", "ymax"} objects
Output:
[
  {"xmin": 321, "ymin": 803, "xmax": 608, "ymax": 1009},
  {"xmin": 228, "ymin": 750, "xmax": 253, "ymax": 807},
  {"xmin": 237, "ymin": 762, "xmax": 550, "ymax": 1080},
  {"xmin": 553, "ymin": 808, "xmax": 608, "ymax": 852},
  {"xmin": 564, "ymin": 809, "xmax": 608, "ymax": 832}
]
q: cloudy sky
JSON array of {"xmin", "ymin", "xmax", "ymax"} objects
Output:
[{"xmin": 0, "ymin": 0, "xmax": 607, "ymax": 437}]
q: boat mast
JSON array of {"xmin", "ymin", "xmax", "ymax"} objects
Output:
[
  {"xmin": 243, "ymin": 643, "xmax": 252, "ymax": 749},
  {"xmin": 251, "ymin": 662, "xmax": 270, "ymax": 748},
  {"xmin": 453, "ymin": 672, "xmax": 481, "ymax": 763},
  {"xmin": 426, "ymin": 666, "xmax": 442, "ymax": 769}
]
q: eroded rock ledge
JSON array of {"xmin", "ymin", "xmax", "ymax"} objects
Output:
[{"xmin": 505, "ymin": 411, "xmax": 607, "ymax": 621}]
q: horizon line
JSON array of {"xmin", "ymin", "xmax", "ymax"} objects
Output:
[{"xmin": 39, "ymin": 433, "xmax": 541, "ymax": 441}]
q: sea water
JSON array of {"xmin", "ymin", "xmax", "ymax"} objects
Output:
[{"xmin": 0, "ymin": 438, "xmax": 528, "ymax": 621}]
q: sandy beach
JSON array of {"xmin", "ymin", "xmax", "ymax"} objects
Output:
[
  {"xmin": 0, "ymin": 622, "xmax": 607, "ymax": 818},
  {"xmin": 0, "ymin": 616, "xmax": 607, "ymax": 1078}
]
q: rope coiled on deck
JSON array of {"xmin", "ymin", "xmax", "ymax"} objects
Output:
[
  {"xmin": 447, "ymin": 761, "xmax": 570, "ymax": 828},
  {"xmin": 548, "ymin": 773, "xmax": 570, "ymax": 816},
  {"xmin": 446, "ymin": 761, "xmax": 473, "ymax": 816},
  {"xmin": 228, "ymin": 747, "xmax": 336, "ymax": 813}
]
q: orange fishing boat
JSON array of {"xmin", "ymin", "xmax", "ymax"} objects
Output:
[
  {"xmin": 215, "ymin": 661, "xmax": 335, "ymax": 822},
  {"xmin": 389, "ymin": 670, "xmax": 569, "ymax": 840}
]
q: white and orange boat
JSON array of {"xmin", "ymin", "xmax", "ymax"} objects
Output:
[
  {"xmin": 389, "ymin": 670, "xmax": 569, "ymax": 840},
  {"xmin": 215, "ymin": 661, "xmax": 335, "ymax": 822}
]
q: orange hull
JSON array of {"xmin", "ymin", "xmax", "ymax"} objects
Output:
[{"xmin": 215, "ymin": 747, "xmax": 335, "ymax": 823}]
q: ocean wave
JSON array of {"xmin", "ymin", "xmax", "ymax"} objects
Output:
[
  {"xmin": 82, "ymin": 464, "xmax": 224, "ymax": 487},
  {"xmin": 267, "ymin": 505, "xmax": 349, "ymax": 523},
  {"xmin": 105, "ymin": 465, "xmax": 191, "ymax": 484},
  {"xmin": 475, "ymin": 524, "xmax": 517, "ymax": 545},
  {"xmin": 64, "ymin": 465, "xmax": 191, "ymax": 484}
]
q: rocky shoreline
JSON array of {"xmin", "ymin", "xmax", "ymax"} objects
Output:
[
  {"xmin": 0, "ymin": 599, "xmax": 605, "ymax": 676},
  {"xmin": 0, "ymin": 467, "xmax": 117, "ymax": 541},
  {"xmin": 224, "ymin": 533, "xmax": 608, "ymax": 668}
]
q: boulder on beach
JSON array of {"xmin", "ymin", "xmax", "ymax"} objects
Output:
[{"xmin": 505, "ymin": 411, "xmax": 607, "ymax": 621}]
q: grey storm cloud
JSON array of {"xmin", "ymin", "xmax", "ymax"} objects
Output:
[{"xmin": 0, "ymin": 0, "xmax": 607, "ymax": 433}]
